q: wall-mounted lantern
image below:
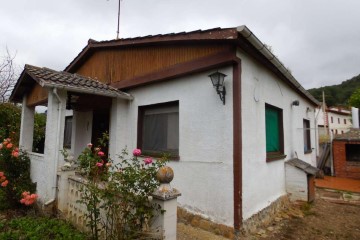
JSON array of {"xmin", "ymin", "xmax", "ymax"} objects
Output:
[
  {"xmin": 209, "ymin": 71, "xmax": 226, "ymax": 105},
  {"xmin": 292, "ymin": 100, "xmax": 300, "ymax": 106}
]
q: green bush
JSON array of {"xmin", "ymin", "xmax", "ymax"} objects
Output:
[
  {"xmin": 0, "ymin": 216, "xmax": 87, "ymax": 239},
  {"xmin": 0, "ymin": 103, "xmax": 21, "ymax": 144},
  {"xmin": 0, "ymin": 138, "xmax": 36, "ymax": 209}
]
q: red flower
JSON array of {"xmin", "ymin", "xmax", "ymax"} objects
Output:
[
  {"xmin": 1, "ymin": 180, "xmax": 9, "ymax": 187},
  {"xmin": 98, "ymin": 151, "xmax": 105, "ymax": 157},
  {"xmin": 133, "ymin": 149, "xmax": 141, "ymax": 156}
]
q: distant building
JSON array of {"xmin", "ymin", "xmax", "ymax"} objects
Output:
[{"xmin": 316, "ymin": 106, "xmax": 352, "ymax": 137}]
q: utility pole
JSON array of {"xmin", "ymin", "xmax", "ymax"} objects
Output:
[{"xmin": 116, "ymin": 0, "xmax": 121, "ymax": 39}]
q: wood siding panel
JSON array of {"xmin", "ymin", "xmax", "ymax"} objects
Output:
[
  {"xmin": 27, "ymin": 84, "xmax": 48, "ymax": 107},
  {"xmin": 75, "ymin": 44, "xmax": 230, "ymax": 84}
]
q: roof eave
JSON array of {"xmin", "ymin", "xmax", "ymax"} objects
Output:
[
  {"xmin": 236, "ymin": 25, "xmax": 320, "ymax": 107},
  {"xmin": 42, "ymin": 82, "xmax": 133, "ymax": 100}
]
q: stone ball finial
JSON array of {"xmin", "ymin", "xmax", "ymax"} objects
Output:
[{"xmin": 156, "ymin": 166, "xmax": 174, "ymax": 184}]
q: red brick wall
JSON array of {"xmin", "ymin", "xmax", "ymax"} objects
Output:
[{"xmin": 333, "ymin": 141, "xmax": 360, "ymax": 179}]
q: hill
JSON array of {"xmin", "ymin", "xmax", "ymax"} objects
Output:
[{"xmin": 307, "ymin": 74, "xmax": 360, "ymax": 107}]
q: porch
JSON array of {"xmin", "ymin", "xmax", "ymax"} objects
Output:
[{"xmin": 10, "ymin": 64, "xmax": 133, "ymax": 206}]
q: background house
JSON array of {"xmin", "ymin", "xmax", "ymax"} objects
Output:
[
  {"xmin": 316, "ymin": 106, "xmax": 352, "ymax": 137},
  {"xmin": 10, "ymin": 25, "xmax": 319, "ymax": 233}
]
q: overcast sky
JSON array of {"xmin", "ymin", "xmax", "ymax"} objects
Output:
[{"xmin": 1, "ymin": 0, "xmax": 359, "ymax": 89}]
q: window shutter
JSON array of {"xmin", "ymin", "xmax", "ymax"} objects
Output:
[{"xmin": 266, "ymin": 107, "xmax": 280, "ymax": 152}]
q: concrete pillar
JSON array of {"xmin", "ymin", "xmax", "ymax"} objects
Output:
[
  {"xmin": 43, "ymin": 89, "xmax": 67, "ymax": 201},
  {"xmin": 151, "ymin": 166, "xmax": 181, "ymax": 240},
  {"xmin": 72, "ymin": 110, "xmax": 93, "ymax": 159},
  {"xmin": 19, "ymin": 96, "xmax": 35, "ymax": 151},
  {"xmin": 109, "ymin": 98, "xmax": 129, "ymax": 160}
]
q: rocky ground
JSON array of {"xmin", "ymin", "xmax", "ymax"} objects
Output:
[{"xmin": 177, "ymin": 197, "xmax": 360, "ymax": 240}]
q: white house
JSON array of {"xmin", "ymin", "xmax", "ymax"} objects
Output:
[
  {"xmin": 316, "ymin": 106, "xmax": 352, "ymax": 136},
  {"xmin": 10, "ymin": 26, "xmax": 319, "ymax": 235}
]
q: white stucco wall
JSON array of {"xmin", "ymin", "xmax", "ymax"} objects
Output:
[
  {"xmin": 238, "ymin": 49, "xmax": 317, "ymax": 220},
  {"xmin": 285, "ymin": 164, "xmax": 308, "ymax": 202},
  {"xmin": 110, "ymin": 67, "xmax": 235, "ymax": 226},
  {"xmin": 316, "ymin": 107, "xmax": 352, "ymax": 134}
]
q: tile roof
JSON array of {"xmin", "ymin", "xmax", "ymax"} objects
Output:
[
  {"xmin": 24, "ymin": 64, "xmax": 132, "ymax": 99},
  {"xmin": 334, "ymin": 128, "xmax": 360, "ymax": 141},
  {"xmin": 286, "ymin": 158, "xmax": 319, "ymax": 175},
  {"xmin": 63, "ymin": 26, "xmax": 319, "ymax": 106}
]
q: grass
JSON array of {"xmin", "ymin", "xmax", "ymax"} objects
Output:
[
  {"xmin": 300, "ymin": 202, "xmax": 316, "ymax": 216},
  {"xmin": 0, "ymin": 215, "xmax": 88, "ymax": 240}
]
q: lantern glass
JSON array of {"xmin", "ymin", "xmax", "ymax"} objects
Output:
[{"xmin": 209, "ymin": 71, "xmax": 226, "ymax": 88}]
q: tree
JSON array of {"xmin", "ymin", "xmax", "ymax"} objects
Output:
[
  {"xmin": 349, "ymin": 87, "xmax": 360, "ymax": 108},
  {"xmin": 0, "ymin": 48, "xmax": 18, "ymax": 102}
]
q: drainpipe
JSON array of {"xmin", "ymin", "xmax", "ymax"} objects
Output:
[
  {"xmin": 46, "ymin": 88, "xmax": 62, "ymax": 206},
  {"xmin": 314, "ymin": 108, "xmax": 321, "ymax": 158}
]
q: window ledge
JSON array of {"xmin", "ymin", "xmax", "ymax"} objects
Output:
[
  {"xmin": 140, "ymin": 154, "xmax": 180, "ymax": 161},
  {"xmin": 304, "ymin": 150, "xmax": 312, "ymax": 154},
  {"xmin": 266, "ymin": 153, "xmax": 286, "ymax": 162}
]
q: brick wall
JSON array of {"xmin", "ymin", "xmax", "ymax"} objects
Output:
[{"xmin": 333, "ymin": 141, "xmax": 360, "ymax": 179}]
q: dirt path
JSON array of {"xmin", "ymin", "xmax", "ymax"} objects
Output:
[
  {"xmin": 177, "ymin": 198, "xmax": 360, "ymax": 240},
  {"xmin": 263, "ymin": 199, "xmax": 360, "ymax": 240}
]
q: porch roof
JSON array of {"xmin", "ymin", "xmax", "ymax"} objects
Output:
[
  {"xmin": 286, "ymin": 158, "xmax": 319, "ymax": 175},
  {"xmin": 10, "ymin": 64, "xmax": 133, "ymax": 103}
]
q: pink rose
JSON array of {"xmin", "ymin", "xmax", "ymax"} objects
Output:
[
  {"xmin": 0, "ymin": 144, "xmax": 2, "ymax": 149},
  {"xmin": 94, "ymin": 147, "xmax": 100, "ymax": 152},
  {"xmin": 20, "ymin": 199, "xmax": 26, "ymax": 204},
  {"xmin": 0, "ymin": 172, "xmax": 3, "ymax": 177},
  {"xmin": 144, "ymin": 157, "xmax": 153, "ymax": 165},
  {"xmin": 12, "ymin": 151, "xmax": 19, "ymax": 158},
  {"xmin": 133, "ymin": 149, "xmax": 142, "ymax": 156},
  {"xmin": 30, "ymin": 194, "xmax": 38, "ymax": 199},
  {"xmin": 87, "ymin": 143, "xmax": 93, "ymax": 148},
  {"xmin": 98, "ymin": 151, "xmax": 105, "ymax": 157},
  {"xmin": 22, "ymin": 191, "xmax": 30, "ymax": 197},
  {"xmin": 6, "ymin": 143, "xmax": 13, "ymax": 149},
  {"xmin": 96, "ymin": 162, "xmax": 103, "ymax": 167},
  {"xmin": 1, "ymin": 180, "xmax": 9, "ymax": 187},
  {"xmin": 105, "ymin": 162, "xmax": 111, "ymax": 167}
]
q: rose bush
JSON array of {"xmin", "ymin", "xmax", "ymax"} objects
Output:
[
  {"xmin": 0, "ymin": 138, "xmax": 37, "ymax": 209},
  {"xmin": 73, "ymin": 134, "xmax": 168, "ymax": 240}
]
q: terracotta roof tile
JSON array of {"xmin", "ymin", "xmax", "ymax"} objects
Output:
[{"xmin": 25, "ymin": 64, "xmax": 131, "ymax": 98}]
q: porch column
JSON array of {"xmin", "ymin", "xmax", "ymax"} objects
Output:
[
  {"xmin": 44, "ymin": 89, "xmax": 67, "ymax": 201},
  {"xmin": 19, "ymin": 95, "xmax": 35, "ymax": 151},
  {"xmin": 109, "ymin": 98, "xmax": 129, "ymax": 160}
]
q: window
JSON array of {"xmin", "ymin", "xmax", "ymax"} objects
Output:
[
  {"xmin": 344, "ymin": 119, "xmax": 347, "ymax": 124},
  {"xmin": 63, "ymin": 116, "xmax": 72, "ymax": 148},
  {"xmin": 265, "ymin": 104, "xmax": 284, "ymax": 161},
  {"xmin": 303, "ymin": 119, "xmax": 311, "ymax": 153},
  {"xmin": 138, "ymin": 101, "xmax": 179, "ymax": 158},
  {"xmin": 346, "ymin": 144, "xmax": 360, "ymax": 162},
  {"xmin": 331, "ymin": 116, "xmax": 333, "ymax": 123},
  {"xmin": 338, "ymin": 118, "xmax": 340, "ymax": 124},
  {"xmin": 335, "ymin": 129, "xmax": 338, "ymax": 135}
]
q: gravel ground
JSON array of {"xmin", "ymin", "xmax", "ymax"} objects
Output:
[
  {"xmin": 177, "ymin": 222, "xmax": 228, "ymax": 240},
  {"xmin": 177, "ymin": 197, "xmax": 360, "ymax": 240}
]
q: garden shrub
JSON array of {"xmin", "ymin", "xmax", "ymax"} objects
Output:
[
  {"xmin": 0, "ymin": 103, "xmax": 46, "ymax": 152},
  {"xmin": 73, "ymin": 135, "xmax": 167, "ymax": 240},
  {"xmin": 0, "ymin": 216, "xmax": 87, "ymax": 239},
  {"xmin": 0, "ymin": 138, "xmax": 37, "ymax": 209},
  {"xmin": 0, "ymin": 103, "xmax": 21, "ymax": 144}
]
